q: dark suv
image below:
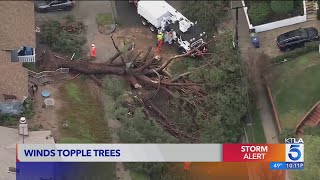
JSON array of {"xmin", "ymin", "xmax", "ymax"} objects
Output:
[
  {"xmin": 276, "ymin": 27, "xmax": 319, "ymax": 52},
  {"xmin": 35, "ymin": 0, "xmax": 75, "ymax": 13}
]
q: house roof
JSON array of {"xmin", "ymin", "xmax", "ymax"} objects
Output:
[
  {"xmin": 0, "ymin": 1, "xmax": 36, "ymax": 50},
  {"xmin": 0, "ymin": 63, "xmax": 29, "ymax": 102},
  {"xmin": 0, "ymin": 126, "xmax": 55, "ymax": 180}
]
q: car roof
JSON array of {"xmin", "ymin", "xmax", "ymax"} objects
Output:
[{"xmin": 277, "ymin": 29, "xmax": 305, "ymax": 42}]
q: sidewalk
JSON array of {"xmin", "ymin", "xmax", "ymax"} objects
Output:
[{"xmin": 231, "ymin": 1, "xmax": 279, "ymax": 144}]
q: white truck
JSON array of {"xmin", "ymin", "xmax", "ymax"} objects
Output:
[{"xmin": 129, "ymin": 0, "xmax": 208, "ymax": 56}]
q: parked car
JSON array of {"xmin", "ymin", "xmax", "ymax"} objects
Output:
[
  {"xmin": 276, "ymin": 27, "xmax": 319, "ymax": 52},
  {"xmin": 35, "ymin": 0, "xmax": 75, "ymax": 13}
]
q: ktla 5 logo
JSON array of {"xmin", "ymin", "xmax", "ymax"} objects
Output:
[{"xmin": 285, "ymin": 138, "xmax": 304, "ymax": 162}]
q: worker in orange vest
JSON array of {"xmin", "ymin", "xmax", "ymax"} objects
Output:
[
  {"xmin": 90, "ymin": 44, "xmax": 96, "ymax": 59},
  {"xmin": 156, "ymin": 32, "xmax": 164, "ymax": 53}
]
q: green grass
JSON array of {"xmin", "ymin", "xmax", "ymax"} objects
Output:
[
  {"xmin": 130, "ymin": 172, "xmax": 149, "ymax": 180},
  {"xmin": 96, "ymin": 13, "xmax": 113, "ymax": 26},
  {"xmin": 58, "ymin": 80, "xmax": 108, "ymax": 143},
  {"xmin": 22, "ymin": 62, "xmax": 37, "ymax": 72},
  {"xmin": 272, "ymin": 52, "xmax": 320, "ymax": 129},
  {"xmin": 245, "ymin": 108, "xmax": 266, "ymax": 143},
  {"xmin": 57, "ymin": 79, "xmax": 116, "ymax": 179}
]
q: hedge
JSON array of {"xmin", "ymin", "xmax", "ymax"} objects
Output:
[
  {"xmin": 248, "ymin": 2, "xmax": 272, "ymax": 26},
  {"xmin": 270, "ymin": 1, "xmax": 294, "ymax": 16},
  {"xmin": 271, "ymin": 42, "xmax": 319, "ymax": 64}
]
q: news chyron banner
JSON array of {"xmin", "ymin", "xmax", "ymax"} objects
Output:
[{"xmin": 16, "ymin": 139, "xmax": 304, "ymax": 179}]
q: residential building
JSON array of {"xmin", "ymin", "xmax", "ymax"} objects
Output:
[{"xmin": 0, "ymin": 1, "xmax": 37, "ymax": 114}]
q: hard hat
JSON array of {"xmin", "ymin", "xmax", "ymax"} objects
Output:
[
  {"xmin": 91, "ymin": 44, "xmax": 95, "ymax": 47},
  {"xmin": 158, "ymin": 32, "xmax": 163, "ymax": 35}
]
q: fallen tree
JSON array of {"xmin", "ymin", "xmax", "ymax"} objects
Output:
[{"xmin": 38, "ymin": 36, "xmax": 214, "ymax": 142}]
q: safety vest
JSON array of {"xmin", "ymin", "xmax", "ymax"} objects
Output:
[
  {"xmin": 90, "ymin": 47, "xmax": 96, "ymax": 57},
  {"xmin": 157, "ymin": 33, "xmax": 163, "ymax": 41}
]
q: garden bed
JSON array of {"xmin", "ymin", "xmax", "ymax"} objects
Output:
[
  {"xmin": 271, "ymin": 52, "xmax": 320, "ymax": 129},
  {"xmin": 245, "ymin": 0, "xmax": 304, "ymax": 26}
]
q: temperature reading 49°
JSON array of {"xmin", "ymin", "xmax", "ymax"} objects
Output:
[{"xmin": 270, "ymin": 162, "xmax": 286, "ymax": 170}]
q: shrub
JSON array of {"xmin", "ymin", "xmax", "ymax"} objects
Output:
[
  {"xmin": 270, "ymin": 1, "xmax": 294, "ymax": 15},
  {"xmin": 271, "ymin": 42, "xmax": 319, "ymax": 64},
  {"xmin": 248, "ymin": 2, "xmax": 272, "ymax": 26},
  {"xmin": 22, "ymin": 97, "xmax": 35, "ymax": 119}
]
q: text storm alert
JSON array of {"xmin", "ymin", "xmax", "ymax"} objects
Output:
[
  {"xmin": 222, "ymin": 144, "xmax": 286, "ymax": 162},
  {"xmin": 241, "ymin": 146, "xmax": 267, "ymax": 160}
]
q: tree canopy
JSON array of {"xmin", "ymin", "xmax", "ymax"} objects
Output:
[{"xmin": 182, "ymin": 1, "xmax": 229, "ymax": 33}]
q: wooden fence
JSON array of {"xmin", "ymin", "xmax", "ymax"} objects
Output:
[{"xmin": 28, "ymin": 68, "xmax": 69, "ymax": 85}]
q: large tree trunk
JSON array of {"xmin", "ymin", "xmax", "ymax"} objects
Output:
[{"xmin": 38, "ymin": 38, "xmax": 212, "ymax": 142}]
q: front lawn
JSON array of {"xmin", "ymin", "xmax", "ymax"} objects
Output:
[{"xmin": 271, "ymin": 52, "xmax": 320, "ymax": 129}]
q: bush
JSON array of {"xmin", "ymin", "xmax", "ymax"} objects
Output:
[
  {"xmin": 0, "ymin": 114, "xmax": 19, "ymax": 126},
  {"xmin": 248, "ymin": 2, "xmax": 272, "ymax": 26},
  {"xmin": 22, "ymin": 97, "xmax": 35, "ymax": 119},
  {"xmin": 272, "ymin": 42, "xmax": 319, "ymax": 64},
  {"xmin": 270, "ymin": 1, "xmax": 294, "ymax": 16}
]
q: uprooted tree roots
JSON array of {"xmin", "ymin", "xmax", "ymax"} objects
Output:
[{"xmin": 38, "ymin": 37, "xmax": 214, "ymax": 142}]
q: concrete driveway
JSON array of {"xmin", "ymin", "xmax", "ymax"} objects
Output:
[
  {"xmin": 36, "ymin": 1, "xmax": 117, "ymax": 62},
  {"xmin": 257, "ymin": 20, "xmax": 320, "ymax": 58}
]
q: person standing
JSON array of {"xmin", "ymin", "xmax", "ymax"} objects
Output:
[
  {"xmin": 156, "ymin": 32, "xmax": 164, "ymax": 53},
  {"xmin": 90, "ymin": 44, "xmax": 96, "ymax": 60}
]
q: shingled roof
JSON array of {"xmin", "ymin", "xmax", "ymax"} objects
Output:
[
  {"xmin": 0, "ymin": 1, "xmax": 36, "ymax": 64},
  {"xmin": 0, "ymin": 1, "xmax": 36, "ymax": 102},
  {"xmin": 0, "ymin": 63, "xmax": 29, "ymax": 102}
]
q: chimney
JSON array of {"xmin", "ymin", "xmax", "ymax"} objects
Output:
[{"xmin": 18, "ymin": 117, "xmax": 29, "ymax": 136}]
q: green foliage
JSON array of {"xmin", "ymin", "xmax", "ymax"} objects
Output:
[
  {"xmin": 271, "ymin": 42, "xmax": 319, "ymax": 64},
  {"xmin": 304, "ymin": 126, "xmax": 320, "ymax": 136},
  {"xmin": 104, "ymin": 77, "xmax": 128, "ymax": 99},
  {"xmin": 169, "ymin": 32, "xmax": 247, "ymax": 143},
  {"xmin": 22, "ymin": 62, "xmax": 37, "ymax": 72},
  {"xmin": 64, "ymin": 14, "xmax": 76, "ymax": 23},
  {"xmin": 279, "ymin": 128, "xmax": 296, "ymax": 143},
  {"xmin": 270, "ymin": 1, "xmax": 294, "ymax": 15},
  {"xmin": 248, "ymin": 2, "xmax": 272, "ymax": 26},
  {"xmin": 40, "ymin": 20, "xmax": 86, "ymax": 56},
  {"xmin": 182, "ymin": 1, "xmax": 229, "ymax": 33},
  {"xmin": 0, "ymin": 114, "xmax": 19, "ymax": 126},
  {"xmin": 293, "ymin": 135, "xmax": 320, "ymax": 179},
  {"xmin": 22, "ymin": 97, "xmax": 35, "ymax": 119}
]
